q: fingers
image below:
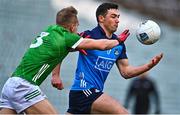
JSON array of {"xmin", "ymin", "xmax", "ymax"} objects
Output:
[
  {"xmin": 52, "ymin": 82, "xmax": 58, "ymax": 88},
  {"xmin": 51, "ymin": 79, "xmax": 64, "ymax": 90},
  {"xmin": 151, "ymin": 53, "xmax": 163, "ymax": 65},
  {"xmin": 118, "ymin": 29, "xmax": 130, "ymax": 42},
  {"xmin": 155, "ymin": 53, "xmax": 163, "ymax": 62},
  {"xmin": 159, "ymin": 53, "xmax": 163, "ymax": 59},
  {"xmin": 124, "ymin": 29, "xmax": 129, "ymax": 34},
  {"xmin": 52, "ymin": 82, "xmax": 64, "ymax": 90},
  {"xmin": 126, "ymin": 32, "xmax": 130, "ymax": 37},
  {"xmin": 122, "ymin": 29, "xmax": 130, "ymax": 37},
  {"xmin": 56, "ymin": 84, "xmax": 64, "ymax": 90}
]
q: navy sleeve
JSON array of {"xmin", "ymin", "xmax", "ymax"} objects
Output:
[{"xmin": 118, "ymin": 43, "xmax": 128, "ymax": 59}]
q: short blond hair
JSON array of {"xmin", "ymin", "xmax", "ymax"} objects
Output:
[{"xmin": 56, "ymin": 6, "xmax": 78, "ymax": 27}]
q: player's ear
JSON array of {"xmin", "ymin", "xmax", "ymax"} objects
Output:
[
  {"xmin": 69, "ymin": 24, "xmax": 75, "ymax": 33},
  {"xmin": 98, "ymin": 15, "xmax": 105, "ymax": 23},
  {"xmin": 71, "ymin": 24, "xmax": 78, "ymax": 33}
]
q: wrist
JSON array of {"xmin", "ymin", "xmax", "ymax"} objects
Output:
[{"xmin": 117, "ymin": 39, "xmax": 122, "ymax": 44}]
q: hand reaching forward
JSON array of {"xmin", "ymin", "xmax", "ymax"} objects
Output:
[
  {"xmin": 51, "ymin": 76, "xmax": 64, "ymax": 90},
  {"xmin": 118, "ymin": 29, "xmax": 130, "ymax": 43},
  {"xmin": 147, "ymin": 53, "xmax": 163, "ymax": 68}
]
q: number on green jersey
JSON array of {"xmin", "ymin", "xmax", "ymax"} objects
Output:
[{"xmin": 30, "ymin": 32, "xmax": 49, "ymax": 48}]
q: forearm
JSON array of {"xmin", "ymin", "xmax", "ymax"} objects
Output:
[
  {"xmin": 118, "ymin": 53, "xmax": 163, "ymax": 79},
  {"xmin": 51, "ymin": 64, "xmax": 64, "ymax": 90},
  {"xmin": 122, "ymin": 64, "xmax": 151, "ymax": 79},
  {"xmin": 76, "ymin": 38, "xmax": 119, "ymax": 50},
  {"xmin": 98, "ymin": 39, "xmax": 119, "ymax": 50},
  {"xmin": 52, "ymin": 64, "xmax": 60, "ymax": 79},
  {"xmin": 125, "ymin": 53, "xmax": 163, "ymax": 78}
]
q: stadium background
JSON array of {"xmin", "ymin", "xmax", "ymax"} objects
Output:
[{"xmin": 0, "ymin": 0, "xmax": 180, "ymax": 113}]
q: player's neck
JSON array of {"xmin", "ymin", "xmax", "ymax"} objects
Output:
[
  {"xmin": 105, "ymin": 31, "xmax": 112, "ymax": 39},
  {"xmin": 99, "ymin": 24, "xmax": 112, "ymax": 39}
]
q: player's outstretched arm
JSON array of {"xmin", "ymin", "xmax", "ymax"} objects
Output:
[
  {"xmin": 76, "ymin": 29, "xmax": 130, "ymax": 50},
  {"xmin": 51, "ymin": 64, "xmax": 64, "ymax": 90},
  {"xmin": 116, "ymin": 53, "xmax": 163, "ymax": 79},
  {"xmin": 76, "ymin": 38, "xmax": 119, "ymax": 50}
]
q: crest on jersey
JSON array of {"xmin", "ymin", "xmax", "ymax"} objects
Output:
[{"xmin": 114, "ymin": 49, "xmax": 119, "ymax": 56}]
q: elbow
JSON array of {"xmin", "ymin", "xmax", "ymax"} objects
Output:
[
  {"xmin": 122, "ymin": 75, "xmax": 130, "ymax": 79},
  {"xmin": 121, "ymin": 72, "xmax": 134, "ymax": 79},
  {"xmin": 120, "ymin": 67, "xmax": 138, "ymax": 79}
]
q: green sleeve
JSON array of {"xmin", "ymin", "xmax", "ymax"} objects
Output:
[{"xmin": 64, "ymin": 32, "xmax": 83, "ymax": 49}]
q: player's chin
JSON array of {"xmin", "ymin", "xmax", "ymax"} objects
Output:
[{"xmin": 111, "ymin": 28, "xmax": 117, "ymax": 33}]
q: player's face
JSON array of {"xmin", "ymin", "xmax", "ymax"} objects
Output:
[{"xmin": 103, "ymin": 9, "xmax": 120, "ymax": 33}]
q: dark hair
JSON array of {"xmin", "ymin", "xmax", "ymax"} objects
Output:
[
  {"xmin": 96, "ymin": 3, "xmax": 118, "ymax": 22},
  {"xmin": 56, "ymin": 6, "xmax": 78, "ymax": 27}
]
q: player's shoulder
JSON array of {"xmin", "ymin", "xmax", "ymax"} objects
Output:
[
  {"xmin": 45, "ymin": 24, "xmax": 58, "ymax": 31},
  {"xmin": 79, "ymin": 30, "xmax": 92, "ymax": 38}
]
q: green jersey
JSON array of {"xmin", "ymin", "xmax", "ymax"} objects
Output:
[{"xmin": 12, "ymin": 25, "xmax": 82, "ymax": 86}]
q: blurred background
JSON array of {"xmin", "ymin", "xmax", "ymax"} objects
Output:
[{"xmin": 0, "ymin": 0, "xmax": 180, "ymax": 114}]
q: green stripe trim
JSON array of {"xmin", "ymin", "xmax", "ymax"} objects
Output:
[
  {"xmin": 26, "ymin": 92, "xmax": 41, "ymax": 101},
  {"xmin": 24, "ymin": 89, "xmax": 39, "ymax": 99}
]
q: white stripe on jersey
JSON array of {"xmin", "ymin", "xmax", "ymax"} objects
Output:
[
  {"xmin": 71, "ymin": 37, "xmax": 84, "ymax": 49},
  {"xmin": 32, "ymin": 64, "xmax": 50, "ymax": 82}
]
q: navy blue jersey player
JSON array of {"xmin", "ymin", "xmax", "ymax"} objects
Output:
[
  {"xmin": 71, "ymin": 27, "xmax": 128, "ymax": 91},
  {"xmin": 52, "ymin": 3, "xmax": 163, "ymax": 114}
]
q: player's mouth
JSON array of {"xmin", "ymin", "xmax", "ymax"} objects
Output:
[{"xmin": 114, "ymin": 25, "xmax": 118, "ymax": 28}]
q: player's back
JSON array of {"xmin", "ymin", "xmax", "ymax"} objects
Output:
[{"xmin": 12, "ymin": 25, "xmax": 78, "ymax": 85}]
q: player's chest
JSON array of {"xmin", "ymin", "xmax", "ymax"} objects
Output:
[{"xmin": 91, "ymin": 45, "xmax": 123, "ymax": 59}]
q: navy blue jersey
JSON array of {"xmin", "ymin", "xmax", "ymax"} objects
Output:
[{"xmin": 71, "ymin": 25, "xmax": 128, "ymax": 91}]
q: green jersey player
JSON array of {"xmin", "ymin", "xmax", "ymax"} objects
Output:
[
  {"xmin": 0, "ymin": 6, "xmax": 127, "ymax": 114},
  {"xmin": 12, "ymin": 25, "xmax": 83, "ymax": 86}
]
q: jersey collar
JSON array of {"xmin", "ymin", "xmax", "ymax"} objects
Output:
[{"xmin": 92, "ymin": 24, "xmax": 118, "ymax": 40}]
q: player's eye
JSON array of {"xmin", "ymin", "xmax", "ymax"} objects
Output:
[{"xmin": 111, "ymin": 14, "xmax": 119, "ymax": 19}]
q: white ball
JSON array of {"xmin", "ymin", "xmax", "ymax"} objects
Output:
[{"xmin": 136, "ymin": 20, "xmax": 161, "ymax": 45}]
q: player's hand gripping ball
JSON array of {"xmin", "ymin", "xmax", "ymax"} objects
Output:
[{"xmin": 136, "ymin": 20, "xmax": 161, "ymax": 45}]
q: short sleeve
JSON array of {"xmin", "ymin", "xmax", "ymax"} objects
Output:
[
  {"xmin": 64, "ymin": 32, "xmax": 83, "ymax": 49},
  {"xmin": 118, "ymin": 43, "xmax": 128, "ymax": 59}
]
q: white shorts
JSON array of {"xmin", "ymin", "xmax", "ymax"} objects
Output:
[{"xmin": 0, "ymin": 77, "xmax": 47, "ymax": 113}]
